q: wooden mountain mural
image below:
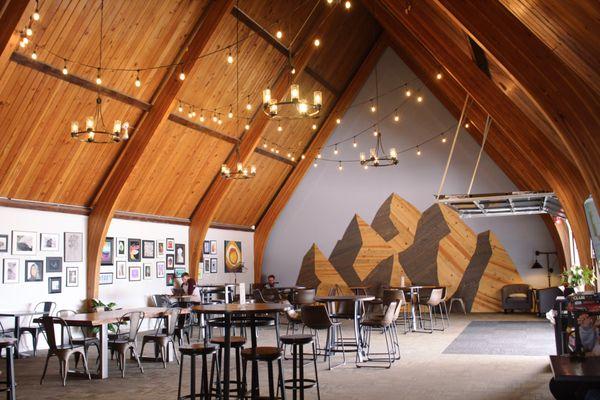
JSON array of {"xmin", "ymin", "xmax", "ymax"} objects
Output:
[{"xmin": 296, "ymin": 193, "xmax": 523, "ymax": 311}]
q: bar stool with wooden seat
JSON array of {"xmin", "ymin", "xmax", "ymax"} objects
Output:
[
  {"xmin": 279, "ymin": 334, "xmax": 320, "ymax": 400},
  {"xmin": 177, "ymin": 343, "xmax": 221, "ymax": 400},
  {"xmin": 0, "ymin": 338, "xmax": 17, "ymax": 400},
  {"xmin": 241, "ymin": 346, "xmax": 285, "ymax": 399},
  {"xmin": 209, "ymin": 335, "xmax": 246, "ymax": 398}
]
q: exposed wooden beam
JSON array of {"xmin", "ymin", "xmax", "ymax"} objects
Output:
[
  {"xmin": 433, "ymin": 0, "xmax": 600, "ymax": 215},
  {"xmin": 0, "ymin": 0, "xmax": 29, "ymax": 58},
  {"xmin": 188, "ymin": 5, "xmax": 335, "ymax": 280},
  {"xmin": 370, "ymin": 0, "xmax": 591, "ymax": 264},
  {"xmin": 85, "ymin": 0, "xmax": 233, "ymax": 301},
  {"xmin": 253, "ymin": 35, "xmax": 388, "ymax": 283},
  {"xmin": 254, "ymin": 147, "xmax": 296, "ymax": 166},
  {"xmin": 10, "ymin": 52, "xmax": 152, "ymax": 110},
  {"xmin": 168, "ymin": 113, "xmax": 238, "ymax": 144},
  {"xmin": 231, "ymin": 5, "xmax": 340, "ymax": 96},
  {"xmin": 467, "ymin": 37, "xmax": 491, "ymax": 79}
]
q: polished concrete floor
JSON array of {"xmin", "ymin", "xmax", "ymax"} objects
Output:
[{"xmin": 5, "ymin": 313, "xmax": 554, "ymax": 399}]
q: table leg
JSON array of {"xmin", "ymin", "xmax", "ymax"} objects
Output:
[
  {"xmin": 251, "ymin": 316, "xmax": 259, "ymax": 400},
  {"xmin": 98, "ymin": 324, "xmax": 108, "ymax": 379},
  {"xmin": 354, "ymin": 300, "xmax": 363, "ymax": 363},
  {"xmin": 6, "ymin": 345, "xmax": 15, "ymax": 400},
  {"xmin": 223, "ymin": 313, "xmax": 231, "ymax": 400},
  {"xmin": 411, "ymin": 289, "xmax": 418, "ymax": 331}
]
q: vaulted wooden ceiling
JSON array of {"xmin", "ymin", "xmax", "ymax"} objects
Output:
[{"xmin": 0, "ymin": 0, "xmax": 598, "ymax": 296}]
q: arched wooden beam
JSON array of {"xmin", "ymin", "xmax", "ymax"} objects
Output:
[
  {"xmin": 368, "ymin": 0, "xmax": 591, "ymax": 264},
  {"xmin": 188, "ymin": 4, "xmax": 335, "ymax": 280},
  {"xmin": 86, "ymin": 0, "xmax": 233, "ymax": 300},
  {"xmin": 432, "ymin": 0, "xmax": 600, "ymax": 211},
  {"xmin": 253, "ymin": 35, "xmax": 388, "ymax": 283},
  {"xmin": 0, "ymin": 0, "xmax": 30, "ymax": 57}
]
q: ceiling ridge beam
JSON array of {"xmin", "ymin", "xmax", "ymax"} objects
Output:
[
  {"xmin": 0, "ymin": 0, "xmax": 29, "ymax": 58},
  {"xmin": 369, "ymin": 0, "xmax": 591, "ymax": 265},
  {"xmin": 10, "ymin": 52, "xmax": 152, "ymax": 110},
  {"xmin": 85, "ymin": 0, "xmax": 233, "ymax": 301},
  {"xmin": 232, "ymin": 4, "xmax": 339, "ymax": 96},
  {"xmin": 168, "ymin": 113, "xmax": 239, "ymax": 144},
  {"xmin": 188, "ymin": 4, "xmax": 335, "ymax": 280},
  {"xmin": 252, "ymin": 34, "xmax": 387, "ymax": 283},
  {"xmin": 254, "ymin": 147, "xmax": 297, "ymax": 166}
]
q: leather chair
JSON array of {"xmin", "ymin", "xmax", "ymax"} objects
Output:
[{"xmin": 501, "ymin": 284, "xmax": 533, "ymax": 313}]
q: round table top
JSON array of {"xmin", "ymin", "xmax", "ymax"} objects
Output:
[
  {"xmin": 314, "ymin": 295, "xmax": 375, "ymax": 302},
  {"xmin": 0, "ymin": 337, "xmax": 18, "ymax": 347},
  {"xmin": 191, "ymin": 302, "xmax": 291, "ymax": 314},
  {"xmin": 392, "ymin": 285, "xmax": 442, "ymax": 290}
]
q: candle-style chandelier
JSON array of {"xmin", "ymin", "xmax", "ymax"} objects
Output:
[
  {"xmin": 69, "ymin": 0, "xmax": 130, "ymax": 144},
  {"xmin": 262, "ymin": 83, "xmax": 322, "ymax": 120}
]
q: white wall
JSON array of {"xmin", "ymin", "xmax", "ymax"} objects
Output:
[{"xmin": 262, "ymin": 48, "xmax": 559, "ymax": 289}]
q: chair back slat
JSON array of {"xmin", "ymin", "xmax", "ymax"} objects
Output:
[{"xmin": 291, "ymin": 289, "xmax": 315, "ymax": 307}]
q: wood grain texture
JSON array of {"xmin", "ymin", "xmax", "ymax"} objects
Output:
[
  {"xmin": 0, "ymin": 0, "xmax": 30, "ymax": 58},
  {"xmin": 371, "ymin": 193, "xmax": 420, "ymax": 253},
  {"xmin": 296, "ymin": 243, "xmax": 349, "ymax": 296}
]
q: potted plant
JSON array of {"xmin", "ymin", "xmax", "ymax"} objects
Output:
[
  {"xmin": 90, "ymin": 299, "xmax": 119, "ymax": 333},
  {"xmin": 561, "ymin": 265, "xmax": 597, "ymax": 293}
]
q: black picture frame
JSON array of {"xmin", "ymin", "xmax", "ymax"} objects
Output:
[
  {"xmin": 210, "ymin": 240, "xmax": 217, "ymax": 255},
  {"xmin": 65, "ymin": 267, "xmax": 78, "ymax": 287},
  {"xmin": 0, "ymin": 234, "xmax": 8, "ymax": 253},
  {"xmin": 166, "ymin": 238, "xmax": 175, "ymax": 252},
  {"xmin": 101, "ymin": 237, "xmax": 114, "ymax": 266},
  {"xmin": 210, "ymin": 258, "xmax": 218, "ymax": 274},
  {"xmin": 116, "ymin": 261, "xmax": 127, "ymax": 279},
  {"xmin": 175, "ymin": 243, "xmax": 185, "ymax": 265},
  {"xmin": 46, "ymin": 256, "xmax": 63, "ymax": 273},
  {"xmin": 166, "ymin": 254, "xmax": 175, "ymax": 270},
  {"xmin": 99, "ymin": 272, "xmax": 113, "ymax": 285},
  {"xmin": 129, "ymin": 266, "xmax": 141, "ymax": 281},
  {"xmin": 24, "ymin": 260, "xmax": 43, "ymax": 282},
  {"xmin": 48, "ymin": 277, "xmax": 62, "ymax": 294},
  {"xmin": 203, "ymin": 240, "xmax": 211, "ymax": 255},
  {"xmin": 203, "ymin": 258, "xmax": 210, "ymax": 273},
  {"xmin": 142, "ymin": 240, "xmax": 155, "ymax": 259},
  {"xmin": 143, "ymin": 264, "xmax": 152, "ymax": 279},
  {"xmin": 128, "ymin": 239, "xmax": 141, "ymax": 262},
  {"xmin": 166, "ymin": 273, "xmax": 175, "ymax": 287}
]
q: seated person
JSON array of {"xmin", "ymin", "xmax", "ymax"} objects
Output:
[
  {"xmin": 180, "ymin": 272, "xmax": 200, "ymax": 296},
  {"xmin": 265, "ymin": 274, "xmax": 277, "ymax": 289}
]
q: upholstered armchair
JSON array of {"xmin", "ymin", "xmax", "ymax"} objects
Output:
[{"xmin": 501, "ymin": 284, "xmax": 533, "ymax": 313}]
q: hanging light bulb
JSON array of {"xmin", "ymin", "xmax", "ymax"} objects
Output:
[
  {"xmin": 263, "ymin": 142, "xmax": 268, "ymax": 148},
  {"xmin": 32, "ymin": 2, "xmax": 40, "ymax": 21},
  {"xmin": 291, "ymin": 156, "xmax": 296, "ymax": 161},
  {"xmin": 317, "ymin": 153, "xmax": 322, "ymax": 159},
  {"xmin": 405, "ymin": 89, "xmax": 412, "ymax": 97},
  {"xmin": 363, "ymin": 165, "xmax": 369, "ymax": 170},
  {"xmin": 18, "ymin": 38, "xmax": 26, "ymax": 48},
  {"xmin": 313, "ymin": 38, "xmax": 321, "ymax": 47},
  {"xmin": 416, "ymin": 146, "xmax": 421, "ymax": 156},
  {"xmin": 393, "ymin": 110, "xmax": 400, "ymax": 122},
  {"xmin": 62, "ymin": 60, "xmax": 68, "ymax": 75},
  {"xmin": 217, "ymin": 117, "xmax": 223, "ymax": 125},
  {"xmin": 178, "ymin": 102, "xmax": 184, "ymax": 113},
  {"xmin": 291, "ymin": 67, "xmax": 296, "ymax": 75},
  {"xmin": 199, "ymin": 112, "xmax": 205, "ymax": 123},
  {"xmin": 179, "ymin": 66, "xmax": 185, "ymax": 81},
  {"xmin": 122, "ymin": 122, "xmax": 129, "ymax": 140},
  {"xmin": 227, "ymin": 51, "xmax": 234, "ymax": 64},
  {"xmin": 370, "ymin": 101, "xmax": 376, "ymax": 113},
  {"xmin": 95, "ymin": 69, "xmax": 102, "ymax": 85},
  {"xmin": 389, "ymin": 147, "xmax": 397, "ymax": 160},
  {"xmin": 333, "ymin": 144, "xmax": 338, "ymax": 155},
  {"xmin": 246, "ymin": 96, "xmax": 252, "ymax": 110},
  {"xmin": 228, "ymin": 105, "xmax": 233, "ymax": 119},
  {"xmin": 287, "ymin": 153, "xmax": 292, "ymax": 158},
  {"xmin": 373, "ymin": 129, "xmax": 378, "ymax": 136},
  {"xmin": 327, "ymin": 0, "xmax": 334, "ymax": 4},
  {"xmin": 465, "ymin": 122, "xmax": 470, "ymax": 128},
  {"xmin": 275, "ymin": 149, "xmax": 280, "ymax": 154},
  {"xmin": 301, "ymin": 154, "xmax": 306, "ymax": 160},
  {"xmin": 360, "ymin": 152, "xmax": 366, "ymax": 161},
  {"xmin": 244, "ymin": 123, "xmax": 250, "ymax": 130},
  {"xmin": 441, "ymin": 134, "xmax": 447, "ymax": 143},
  {"xmin": 26, "ymin": 27, "xmax": 33, "ymax": 36},
  {"xmin": 188, "ymin": 107, "xmax": 194, "ymax": 119},
  {"xmin": 344, "ymin": 1, "xmax": 352, "ymax": 9},
  {"xmin": 353, "ymin": 138, "xmax": 357, "ymax": 148},
  {"xmin": 262, "ymin": 88, "xmax": 271, "ymax": 104},
  {"xmin": 277, "ymin": 124, "xmax": 283, "ymax": 132},
  {"xmin": 31, "ymin": 50, "xmax": 37, "ymax": 60},
  {"xmin": 212, "ymin": 110, "xmax": 218, "ymax": 122},
  {"xmin": 417, "ymin": 96, "xmax": 423, "ymax": 103},
  {"xmin": 313, "ymin": 161, "xmax": 318, "ymax": 168},
  {"xmin": 338, "ymin": 161, "xmax": 343, "ymax": 171},
  {"xmin": 436, "ymin": 72, "xmax": 443, "ymax": 80},
  {"xmin": 335, "ymin": 118, "xmax": 341, "ymax": 124},
  {"xmin": 312, "ymin": 124, "xmax": 317, "ymax": 130},
  {"xmin": 276, "ymin": 30, "xmax": 283, "ymax": 39},
  {"xmin": 135, "ymin": 70, "xmax": 141, "ymax": 88}
]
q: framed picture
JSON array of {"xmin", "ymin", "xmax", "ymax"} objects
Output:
[
  {"xmin": 129, "ymin": 266, "xmax": 141, "ymax": 281},
  {"xmin": 64, "ymin": 232, "xmax": 83, "ymax": 262},
  {"xmin": 128, "ymin": 239, "xmax": 141, "ymax": 262},
  {"xmin": 203, "ymin": 258, "xmax": 210, "ymax": 273},
  {"xmin": 117, "ymin": 238, "xmax": 127, "ymax": 258},
  {"xmin": 210, "ymin": 240, "xmax": 217, "ymax": 255},
  {"xmin": 175, "ymin": 243, "xmax": 185, "ymax": 265},
  {"xmin": 210, "ymin": 258, "xmax": 218, "ymax": 274},
  {"xmin": 40, "ymin": 233, "xmax": 59, "ymax": 252},
  {"xmin": 12, "ymin": 231, "xmax": 36, "ymax": 255},
  {"xmin": 48, "ymin": 277, "xmax": 62, "ymax": 294},
  {"xmin": 46, "ymin": 256, "xmax": 62, "ymax": 273},
  {"xmin": 116, "ymin": 261, "xmax": 127, "ymax": 279},
  {"xmin": 143, "ymin": 263, "xmax": 152, "ymax": 279},
  {"xmin": 101, "ymin": 237, "xmax": 114, "ymax": 265},
  {"xmin": 99, "ymin": 272, "xmax": 113, "ymax": 285},
  {"xmin": 3, "ymin": 259, "xmax": 19, "ymax": 284},
  {"xmin": 166, "ymin": 273, "xmax": 175, "ymax": 287},
  {"xmin": 142, "ymin": 240, "xmax": 155, "ymax": 259},
  {"xmin": 174, "ymin": 268, "xmax": 185, "ymax": 278},
  {"xmin": 166, "ymin": 254, "xmax": 175, "ymax": 270},
  {"xmin": 65, "ymin": 267, "xmax": 79, "ymax": 287},
  {"xmin": 25, "ymin": 260, "xmax": 43, "ymax": 282},
  {"xmin": 203, "ymin": 240, "xmax": 211, "ymax": 255},
  {"xmin": 166, "ymin": 238, "xmax": 175, "ymax": 252},
  {"xmin": 156, "ymin": 261, "xmax": 166, "ymax": 278},
  {"xmin": 224, "ymin": 240, "xmax": 243, "ymax": 273},
  {"xmin": 157, "ymin": 242, "xmax": 165, "ymax": 257},
  {"xmin": 0, "ymin": 234, "xmax": 8, "ymax": 253}
]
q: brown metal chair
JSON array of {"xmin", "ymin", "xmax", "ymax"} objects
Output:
[
  {"xmin": 359, "ymin": 301, "xmax": 400, "ymax": 369},
  {"xmin": 108, "ymin": 311, "xmax": 145, "ymax": 378},
  {"xmin": 39, "ymin": 316, "xmax": 91, "ymax": 386},
  {"xmin": 140, "ymin": 308, "xmax": 180, "ymax": 368},
  {"xmin": 56, "ymin": 309, "xmax": 100, "ymax": 368},
  {"xmin": 419, "ymin": 288, "xmax": 445, "ymax": 332},
  {"xmin": 301, "ymin": 304, "xmax": 346, "ymax": 369}
]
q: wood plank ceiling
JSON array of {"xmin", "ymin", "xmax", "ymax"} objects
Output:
[{"xmin": 0, "ymin": 0, "xmax": 598, "ymax": 290}]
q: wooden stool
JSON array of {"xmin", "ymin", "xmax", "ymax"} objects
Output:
[
  {"xmin": 178, "ymin": 343, "xmax": 220, "ymax": 400},
  {"xmin": 242, "ymin": 346, "xmax": 285, "ymax": 399},
  {"xmin": 0, "ymin": 338, "xmax": 16, "ymax": 400},
  {"xmin": 209, "ymin": 336, "xmax": 245, "ymax": 398},
  {"xmin": 280, "ymin": 334, "xmax": 320, "ymax": 400}
]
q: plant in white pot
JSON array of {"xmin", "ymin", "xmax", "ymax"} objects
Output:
[{"xmin": 561, "ymin": 265, "xmax": 597, "ymax": 293}]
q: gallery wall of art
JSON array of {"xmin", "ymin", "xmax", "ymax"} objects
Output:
[{"xmin": 262, "ymin": 48, "xmax": 560, "ymax": 290}]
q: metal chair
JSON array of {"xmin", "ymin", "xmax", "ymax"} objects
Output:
[
  {"xmin": 39, "ymin": 316, "xmax": 91, "ymax": 386},
  {"xmin": 56, "ymin": 310, "xmax": 100, "ymax": 368},
  {"xmin": 419, "ymin": 288, "xmax": 445, "ymax": 332},
  {"xmin": 140, "ymin": 308, "xmax": 181, "ymax": 368},
  {"xmin": 108, "ymin": 311, "xmax": 145, "ymax": 378},
  {"xmin": 359, "ymin": 301, "xmax": 401, "ymax": 368},
  {"xmin": 19, "ymin": 301, "xmax": 56, "ymax": 356},
  {"xmin": 301, "ymin": 304, "xmax": 346, "ymax": 369}
]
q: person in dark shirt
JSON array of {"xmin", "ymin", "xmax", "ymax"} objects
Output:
[{"xmin": 266, "ymin": 274, "xmax": 277, "ymax": 289}]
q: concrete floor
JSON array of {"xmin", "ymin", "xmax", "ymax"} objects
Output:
[{"xmin": 5, "ymin": 313, "xmax": 554, "ymax": 400}]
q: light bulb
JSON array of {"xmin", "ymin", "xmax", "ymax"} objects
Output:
[
  {"xmin": 26, "ymin": 27, "xmax": 33, "ymax": 36},
  {"xmin": 373, "ymin": 129, "xmax": 378, "ymax": 136},
  {"xmin": 179, "ymin": 71, "xmax": 185, "ymax": 81},
  {"xmin": 237, "ymin": 162, "xmax": 243, "ymax": 172},
  {"xmin": 353, "ymin": 138, "xmax": 357, "ymax": 148},
  {"xmin": 22, "ymin": 37, "xmax": 29, "ymax": 45},
  {"xmin": 244, "ymin": 124, "xmax": 250, "ymax": 130},
  {"xmin": 191, "ymin": 108, "xmax": 196, "ymax": 118},
  {"xmin": 364, "ymin": 165, "xmax": 368, "ymax": 170},
  {"xmin": 270, "ymin": 147, "xmax": 275, "ymax": 153},
  {"xmin": 327, "ymin": 0, "xmax": 334, "ymax": 4},
  {"xmin": 312, "ymin": 124, "xmax": 317, "ymax": 130},
  {"xmin": 394, "ymin": 114, "xmax": 400, "ymax": 122},
  {"xmin": 291, "ymin": 156, "xmax": 295, "ymax": 161},
  {"xmin": 85, "ymin": 116, "xmax": 95, "ymax": 130},
  {"xmin": 313, "ymin": 162, "xmax": 318, "ymax": 168},
  {"xmin": 338, "ymin": 162, "xmax": 343, "ymax": 171},
  {"xmin": 178, "ymin": 103, "xmax": 184, "ymax": 113},
  {"xmin": 227, "ymin": 52, "xmax": 234, "ymax": 64},
  {"xmin": 465, "ymin": 122, "xmax": 470, "ymax": 128},
  {"xmin": 96, "ymin": 74, "xmax": 102, "ymax": 85},
  {"xmin": 317, "ymin": 153, "xmax": 322, "ymax": 159},
  {"xmin": 405, "ymin": 89, "xmax": 412, "ymax": 97},
  {"xmin": 250, "ymin": 165, "xmax": 257, "ymax": 175},
  {"xmin": 290, "ymin": 84, "xmax": 300, "ymax": 101},
  {"xmin": 436, "ymin": 72, "xmax": 443, "ymax": 80},
  {"xmin": 135, "ymin": 71, "xmax": 141, "ymax": 87},
  {"xmin": 276, "ymin": 31, "xmax": 283, "ymax": 39},
  {"xmin": 287, "ymin": 153, "xmax": 291, "ymax": 158},
  {"xmin": 262, "ymin": 88, "xmax": 271, "ymax": 104},
  {"xmin": 291, "ymin": 67, "xmax": 296, "ymax": 75},
  {"xmin": 263, "ymin": 142, "xmax": 267, "ymax": 148},
  {"xmin": 333, "ymin": 145, "xmax": 338, "ymax": 155},
  {"xmin": 313, "ymin": 38, "xmax": 320, "ymax": 47},
  {"xmin": 275, "ymin": 149, "xmax": 280, "ymax": 154},
  {"xmin": 442, "ymin": 136, "xmax": 447, "ymax": 143},
  {"xmin": 70, "ymin": 121, "xmax": 79, "ymax": 134},
  {"xmin": 301, "ymin": 154, "xmax": 306, "ymax": 160},
  {"xmin": 416, "ymin": 147, "xmax": 421, "ymax": 156},
  {"xmin": 370, "ymin": 103, "xmax": 376, "ymax": 113},
  {"xmin": 335, "ymin": 118, "xmax": 341, "ymax": 124},
  {"xmin": 32, "ymin": 9, "xmax": 40, "ymax": 21},
  {"xmin": 313, "ymin": 91, "xmax": 322, "ymax": 107},
  {"xmin": 122, "ymin": 122, "xmax": 129, "ymax": 140},
  {"xmin": 389, "ymin": 147, "xmax": 397, "ymax": 159},
  {"xmin": 228, "ymin": 108, "xmax": 233, "ymax": 119},
  {"xmin": 217, "ymin": 118, "xmax": 222, "ymax": 125},
  {"xmin": 360, "ymin": 152, "xmax": 366, "ymax": 161},
  {"xmin": 212, "ymin": 113, "xmax": 218, "ymax": 122},
  {"xmin": 31, "ymin": 51, "xmax": 37, "ymax": 60},
  {"xmin": 345, "ymin": 1, "xmax": 351, "ymax": 9},
  {"xmin": 62, "ymin": 64, "xmax": 68, "ymax": 75},
  {"xmin": 188, "ymin": 109, "xmax": 194, "ymax": 119},
  {"xmin": 200, "ymin": 114, "xmax": 205, "ymax": 123},
  {"xmin": 268, "ymin": 99, "xmax": 278, "ymax": 115},
  {"xmin": 417, "ymin": 96, "xmax": 423, "ymax": 103},
  {"xmin": 19, "ymin": 40, "xmax": 25, "ymax": 48},
  {"xmin": 277, "ymin": 125, "xmax": 283, "ymax": 132},
  {"xmin": 297, "ymin": 101, "xmax": 309, "ymax": 114},
  {"xmin": 246, "ymin": 100, "xmax": 252, "ymax": 111},
  {"xmin": 113, "ymin": 120, "xmax": 122, "ymax": 134}
]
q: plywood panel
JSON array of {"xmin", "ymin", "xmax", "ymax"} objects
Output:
[
  {"xmin": 296, "ymin": 243, "xmax": 349, "ymax": 296},
  {"xmin": 371, "ymin": 193, "xmax": 421, "ymax": 252}
]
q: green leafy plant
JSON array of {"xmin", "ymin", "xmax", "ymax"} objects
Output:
[
  {"xmin": 91, "ymin": 299, "xmax": 119, "ymax": 333},
  {"xmin": 561, "ymin": 265, "xmax": 597, "ymax": 288}
]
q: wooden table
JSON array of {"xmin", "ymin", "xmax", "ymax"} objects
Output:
[
  {"xmin": 191, "ymin": 302, "xmax": 291, "ymax": 400},
  {"xmin": 49, "ymin": 307, "xmax": 179, "ymax": 379},
  {"xmin": 550, "ymin": 355, "xmax": 600, "ymax": 382},
  {"xmin": 314, "ymin": 295, "xmax": 375, "ymax": 363},
  {"xmin": 392, "ymin": 285, "xmax": 440, "ymax": 332},
  {"xmin": 0, "ymin": 311, "xmax": 46, "ymax": 358}
]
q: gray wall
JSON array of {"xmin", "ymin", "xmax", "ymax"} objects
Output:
[{"xmin": 263, "ymin": 48, "xmax": 559, "ymax": 289}]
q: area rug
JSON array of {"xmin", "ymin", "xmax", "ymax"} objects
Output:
[{"xmin": 443, "ymin": 320, "xmax": 555, "ymax": 356}]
